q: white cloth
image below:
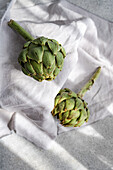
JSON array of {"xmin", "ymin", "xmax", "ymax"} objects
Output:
[{"xmin": 0, "ymin": 0, "xmax": 113, "ymax": 149}]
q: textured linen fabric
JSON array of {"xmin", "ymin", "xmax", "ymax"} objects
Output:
[
  {"xmin": 57, "ymin": 1, "xmax": 113, "ymax": 133},
  {"xmin": 0, "ymin": 0, "xmax": 113, "ymax": 149},
  {"xmin": 0, "ymin": 0, "xmax": 87, "ymax": 149}
]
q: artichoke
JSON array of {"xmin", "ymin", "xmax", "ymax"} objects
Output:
[
  {"xmin": 8, "ymin": 20, "xmax": 66, "ymax": 82},
  {"xmin": 52, "ymin": 67, "xmax": 101, "ymax": 127}
]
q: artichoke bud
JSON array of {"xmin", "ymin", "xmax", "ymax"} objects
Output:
[
  {"xmin": 51, "ymin": 67, "xmax": 101, "ymax": 127},
  {"xmin": 51, "ymin": 88, "xmax": 90, "ymax": 127},
  {"xmin": 18, "ymin": 36, "xmax": 66, "ymax": 82}
]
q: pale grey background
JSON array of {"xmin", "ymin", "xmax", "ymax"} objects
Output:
[{"xmin": 0, "ymin": 0, "xmax": 113, "ymax": 170}]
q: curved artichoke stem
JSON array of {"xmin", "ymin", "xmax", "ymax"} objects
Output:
[
  {"xmin": 8, "ymin": 19, "xmax": 34, "ymax": 41},
  {"xmin": 77, "ymin": 67, "xmax": 101, "ymax": 98}
]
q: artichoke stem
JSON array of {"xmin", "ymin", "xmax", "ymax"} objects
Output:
[
  {"xmin": 77, "ymin": 67, "xmax": 101, "ymax": 98},
  {"xmin": 8, "ymin": 19, "xmax": 34, "ymax": 41}
]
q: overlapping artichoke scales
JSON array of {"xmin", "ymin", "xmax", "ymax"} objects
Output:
[
  {"xmin": 18, "ymin": 36, "xmax": 66, "ymax": 82},
  {"xmin": 52, "ymin": 88, "xmax": 90, "ymax": 127}
]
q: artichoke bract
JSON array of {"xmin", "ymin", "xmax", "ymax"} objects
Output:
[
  {"xmin": 8, "ymin": 20, "xmax": 66, "ymax": 82},
  {"xmin": 52, "ymin": 67, "xmax": 101, "ymax": 127}
]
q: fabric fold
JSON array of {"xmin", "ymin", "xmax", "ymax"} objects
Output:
[
  {"xmin": 8, "ymin": 112, "xmax": 56, "ymax": 150},
  {"xmin": 0, "ymin": 108, "xmax": 14, "ymax": 137}
]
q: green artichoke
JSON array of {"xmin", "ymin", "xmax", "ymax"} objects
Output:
[
  {"xmin": 8, "ymin": 20, "xmax": 66, "ymax": 82},
  {"xmin": 18, "ymin": 37, "xmax": 66, "ymax": 81},
  {"xmin": 52, "ymin": 67, "xmax": 101, "ymax": 127}
]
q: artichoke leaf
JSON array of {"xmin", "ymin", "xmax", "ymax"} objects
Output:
[
  {"xmin": 55, "ymin": 52, "xmax": 64, "ymax": 68},
  {"xmin": 52, "ymin": 106, "xmax": 59, "ymax": 116},
  {"xmin": 53, "ymin": 67, "xmax": 60, "ymax": 77},
  {"xmin": 30, "ymin": 60, "xmax": 43, "ymax": 75},
  {"xmin": 24, "ymin": 61, "xmax": 36, "ymax": 74},
  {"xmin": 18, "ymin": 49, "xmax": 28, "ymax": 63},
  {"xmin": 32, "ymin": 74, "xmax": 45, "ymax": 82},
  {"xmin": 23, "ymin": 41, "xmax": 31, "ymax": 48},
  {"xmin": 65, "ymin": 98, "xmax": 75, "ymax": 111},
  {"xmin": 75, "ymin": 98, "xmax": 84, "ymax": 110},
  {"xmin": 43, "ymin": 51, "xmax": 55, "ymax": 69},
  {"xmin": 62, "ymin": 111, "xmax": 69, "ymax": 120},
  {"xmin": 74, "ymin": 120, "xmax": 85, "ymax": 127},
  {"xmin": 85, "ymin": 109, "xmax": 90, "ymax": 122},
  {"xmin": 58, "ymin": 92, "xmax": 72, "ymax": 103},
  {"xmin": 60, "ymin": 46, "xmax": 66, "ymax": 58},
  {"xmin": 69, "ymin": 110, "xmax": 80, "ymax": 119},
  {"xmin": 62, "ymin": 118, "xmax": 71, "ymax": 125},
  {"xmin": 21, "ymin": 67, "xmax": 30, "ymax": 76},
  {"xmin": 66, "ymin": 119, "xmax": 78, "ymax": 127},
  {"xmin": 28, "ymin": 46, "xmax": 44, "ymax": 63},
  {"xmin": 58, "ymin": 101, "xmax": 65, "ymax": 112},
  {"xmin": 47, "ymin": 40, "xmax": 58, "ymax": 55}
]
